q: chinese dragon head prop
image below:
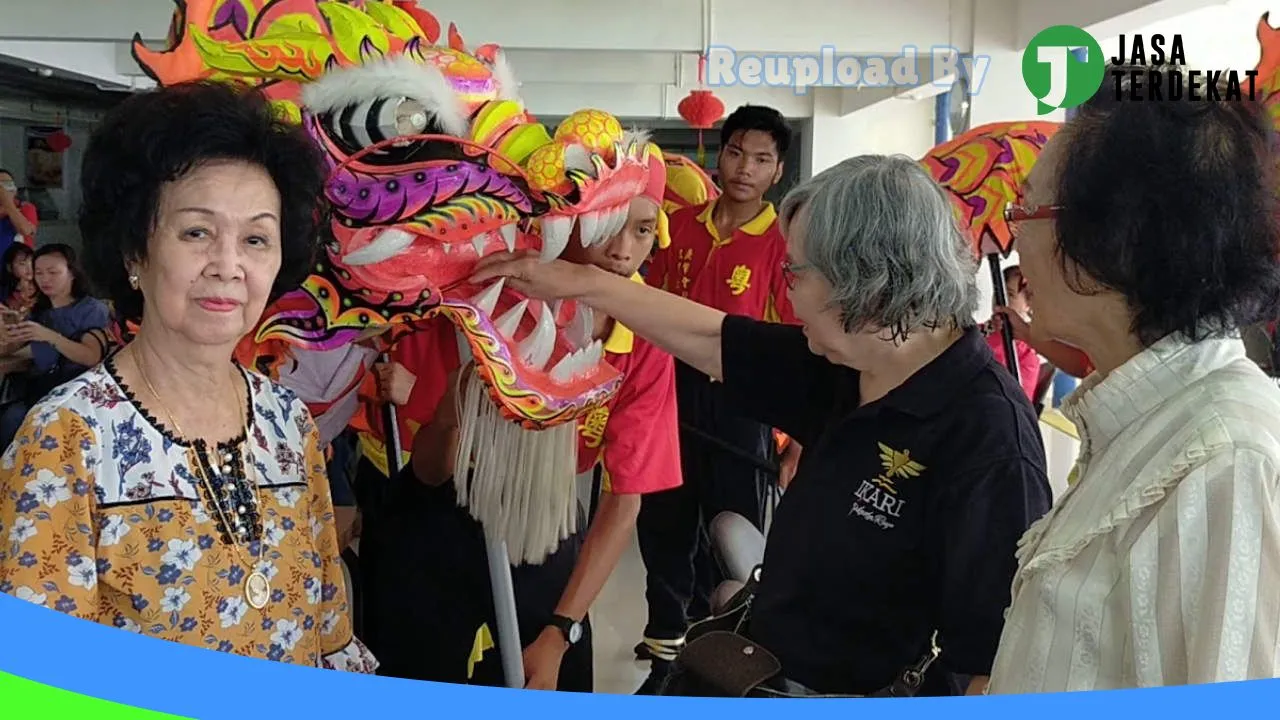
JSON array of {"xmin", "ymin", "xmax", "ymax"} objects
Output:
[
  {"xmin": 133, "ymin": 0, "xmax": 691, "ymax": 563},
  {"xmin": 920, "ymin": 121, "xmax": 1061, "ymax": 257}
]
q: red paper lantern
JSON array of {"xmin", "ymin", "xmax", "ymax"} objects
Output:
[
  {"xmin": 45, "ymin": 130, "xmax": 72, "ymax": 153},
  {"xmin": 677, "ymin": 89, "xmax": 725, "ymax": 129},
  {"xmin": 678, "ymin": 89, "xmax": 725, "ymax": 165}
]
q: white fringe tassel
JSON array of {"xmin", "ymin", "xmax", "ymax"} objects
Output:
[{"xmin": 453, "ymin": 374, "xmax": 580, "ymax": 566}]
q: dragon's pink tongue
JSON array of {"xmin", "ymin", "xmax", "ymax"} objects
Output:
[{"xmin": 334, "ymin": 224, "xmax": 531, "ymax": 300}]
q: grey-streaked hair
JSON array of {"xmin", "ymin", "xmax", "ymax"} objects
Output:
[{"xmin": 779, "ymin": 154, "xmax": 978, "ymax": 341}]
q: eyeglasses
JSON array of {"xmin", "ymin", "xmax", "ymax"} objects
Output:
[
  {"xmin": 1003, "ymin": 202, "xmax": 1062, "ymax": 223},
  {"xmin": 781, "ymin": 259, "xmax": 812, "ymax": 289}
]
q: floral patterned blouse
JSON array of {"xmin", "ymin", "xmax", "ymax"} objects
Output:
[{"xmin": 0, "ymin": 359, "xmax": 377, "ymax": 672}]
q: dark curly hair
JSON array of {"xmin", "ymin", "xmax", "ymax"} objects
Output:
[
  {"xmin": 79, "ymin": 80, "xmax": 328, "ymax": 323},
  {"xmin": 1053, "ymin": 64, "xmax": 1280, "ymax": 346}
]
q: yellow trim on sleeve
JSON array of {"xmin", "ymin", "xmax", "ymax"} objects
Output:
[
  {"xmin": 763, "ymin": 293, "xmax": 780, "ymax": 323},
  {"xmin": 601, "ymin": 273, "xmax": 646, "ymax": 355},
  {"xmin": 600, "ymin": 464, "xmax": 613, "ymax": 494}
]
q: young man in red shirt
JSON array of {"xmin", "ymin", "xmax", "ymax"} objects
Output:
[
  {"xmin": 637, "ymin": 105, "xmax": 800, "ymax": 689},
  {"xmin": 360, "ymin": 145, "xmax": 683, "ymax": 692}
]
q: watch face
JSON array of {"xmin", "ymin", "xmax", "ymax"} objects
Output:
[{"xmin": 568, "ymin": 622, "xmax": 583, "ymax": 644}]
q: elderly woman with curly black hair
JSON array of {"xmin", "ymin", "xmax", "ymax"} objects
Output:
[
  {"xmin": 0, "ymin": 81, "xmax": 376, "ymax": 672},
  {"xmin": 988, "ymin": 68, "xmax": 1280, "ymax": 692}
]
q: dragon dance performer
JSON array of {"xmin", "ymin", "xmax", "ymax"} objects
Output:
[
  {"xmin": 636, "ymin": 104, "xmax": 800, "ymax": 686},
  {"xmin": 361, "ymin": 135, "xmax": 682, "ymax": 691}
]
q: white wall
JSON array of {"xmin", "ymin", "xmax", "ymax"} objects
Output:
[
  {"xmin": 1016, "ymin": 0, "xmax": 1222, "ymax": 49},
  {"xmin": 969, "ymin": 0, "xmax": 1069, "ymax": 126},
  {"xmin": 519, "ymin": 82, "xmax": 817, "ymax": 121},
  {"xmin": 808, "ymin": 94, "xmax": 936, "ymax": 176}
]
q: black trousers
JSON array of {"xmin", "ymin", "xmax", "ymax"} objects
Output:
[
  {"xmin": 351, "ymin": 457, "xmax": 392, "ymax": 648},
  {"xmin": 638, "ymin": 361, "xmax": 775, "ymax": 641},
  {"xmin": 360, "ymin": 467, "xmax": 593, "ymax": 692}
]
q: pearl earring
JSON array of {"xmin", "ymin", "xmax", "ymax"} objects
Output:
[{"xmin": 128, "ymin": 275, "xmax": 139, "ymax": 290}]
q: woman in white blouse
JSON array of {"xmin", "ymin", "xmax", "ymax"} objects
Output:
[{"xmin": 988, "ymin": 68, "xmax": 1280, "ymax": 692}]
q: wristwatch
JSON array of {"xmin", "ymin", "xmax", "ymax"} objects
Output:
[{"xmin": 548, "ymin": 614, "xmax": 584, "ymax": 646}]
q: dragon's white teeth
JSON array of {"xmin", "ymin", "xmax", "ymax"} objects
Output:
[
  {"xmin": 470, "ymin": 278, "xmax": 504, "ymax": 317},
  {"xmin": 471, "ymin": 234, "xmax": 487, "ymax": 257},
  {"xmin": 585, "ymin": 338, "xmax": 604, "ymax": 366},
  {"xmin": 579, "ymin": 211, "xmax": 601, "ymax": 248},
  {"xmin": 494, "ymin": 299, "xmax": 527, "ymax": 340},
  {"xmin": 600, "ymin": 210, "xmax": 618, "ymax": 245},
  {"xmin": 549, "ymin": 350, "xmax": 577, "ymax": 384},
  {"xmin": 498, "ymin": 223, "xmax": 517, "ymax": 252},
  {"xmin": 342, "ymin": 228, "xmax": 415, "ymax": 266},
  {"xmin": 549, "ymin": 336, "xmax": 606, "ymax": 384},
  {"xmin": 613, "ymin": 205, "xmax": 630, "ymax": 238},
  {"xmin": 541, "ymin": 215, "xmax": 573, "ymax": 263},
  {"xmin": 592, "ymin": 209, "xmax": 611, "ymax": 246},
  {"xmin": 517, "ymin": 302, "xmax": 557, "ymax": 370},
  {"xmin": 599, "ymin": 206, "xmax": 625, "ymax": 245},
  {"xmin": 570, "ymin": 347, "xmax": 591, "ymax": 376},
  {"xmin": 442, "ymin": 243, "xmax": 453, "ymax": 255},
  {"xmin": 568, "ymin": 305, "xmax": 594, "ymax": 349}
]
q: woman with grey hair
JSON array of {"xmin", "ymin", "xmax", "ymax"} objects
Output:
[{"xmin": 471, "ymin": 154, "xmax": 1052, "ymax": 696}]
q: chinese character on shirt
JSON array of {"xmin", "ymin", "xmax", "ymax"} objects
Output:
[
  {"xmin": 580, "ymin": 406, "xmax": 610, "ymax": 449},
  {"xmin": 726, "ymin": 265, "xmax": 752, "ymax": 296}
]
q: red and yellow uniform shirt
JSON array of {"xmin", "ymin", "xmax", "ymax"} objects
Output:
[
  {"xmin": 351, "ymin": 319, "xmax": 460, "ymax": 478},
  {"xmin": 647, "ymin": 200, "xmax": 797, "ymax": 325},
  {"xmin": 575, "ymin": 297, "xmax": 682, "ymax": 496}
]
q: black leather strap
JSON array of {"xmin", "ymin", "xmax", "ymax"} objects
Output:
[{"xmin": 547, "ymin": 614, "xmax": 581, "ymax": 646}]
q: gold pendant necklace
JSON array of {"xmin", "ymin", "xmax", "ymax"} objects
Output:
[{"xmin": 132, "ymin": 349, "xmax": 269, "ymax": 611}]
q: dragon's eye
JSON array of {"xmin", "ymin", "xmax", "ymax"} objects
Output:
[
  {"xmin": 328, "ymin": 97, "xmax": 433, "ymax": 150},
  {"xmin": 394, "ymin": 99, "xmax": 429, "ymax": 137}
]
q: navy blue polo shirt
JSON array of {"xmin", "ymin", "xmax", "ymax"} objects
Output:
[{"xmin": 721, "ymin": 315, "xmax": 1052, "ymax": 696}]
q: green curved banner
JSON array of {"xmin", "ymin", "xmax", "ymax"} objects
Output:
[{"xmin": 0, "ymin": 671, "xmax": 191, "ymax": 719}]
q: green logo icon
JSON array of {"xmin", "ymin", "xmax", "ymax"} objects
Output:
[{"xmin": 1022, "ymin": 25, "xmax": 1106, "ymax": 114}]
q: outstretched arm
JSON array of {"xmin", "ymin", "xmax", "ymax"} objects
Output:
[{"xmin": 471, "ymin": 252, "xmax": 727, "ymax": 380}]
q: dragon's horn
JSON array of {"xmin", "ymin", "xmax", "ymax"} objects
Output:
[
  {"xmin": 447, "ymin": 22, "xmax": 466, "ymax": 52},
  {"xmin": 392, "ymin": 0, "xmax": 441, "ymax": 43}
]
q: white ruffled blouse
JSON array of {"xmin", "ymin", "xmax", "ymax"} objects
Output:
[{"xmin": 989, "ymin": 333, "xmax": 1280, "ymax": 693}]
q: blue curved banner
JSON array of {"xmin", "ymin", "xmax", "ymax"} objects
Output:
[{"xmin": 0, "ymin": 593, "xmax": 1276, "ymax": 718}]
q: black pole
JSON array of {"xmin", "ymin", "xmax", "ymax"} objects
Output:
[
  {"xmin": 987, "ymin": 254, "xmax": 1021, "ymax": 387},
  {"xmin": 378, "ymin": 352, "xmax": 403, "ymax": 477}
]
